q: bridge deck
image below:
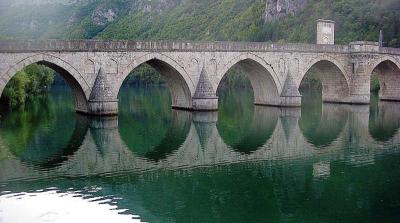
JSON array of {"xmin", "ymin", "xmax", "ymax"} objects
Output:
[{"xmin": 0, "ymin": 39, "xmax": 358, "ymax": 53}]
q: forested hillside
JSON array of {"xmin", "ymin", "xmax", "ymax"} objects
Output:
[
  {"xmin": 0, "ymin": 0, "xmax": 399, "ymax": 47},
  {"xmin": 0, "ymin": 0, "xmax": 399, "ymax": 107}
]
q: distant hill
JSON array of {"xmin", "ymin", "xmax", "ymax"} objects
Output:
[{"xmin": 0, "ymin": 0, "xmax": 399, "ymax": 46}]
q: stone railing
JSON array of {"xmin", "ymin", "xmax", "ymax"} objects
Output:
[
  {"xmin": 0, "ymin": 39, "xmax": 350, "ymax": 53},
  {"xmin": 379, "ymin": 47, "xmax": 400, "ymax": 55}
]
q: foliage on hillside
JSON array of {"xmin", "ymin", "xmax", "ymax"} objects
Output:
[
  {"xmin": 255, "ymin": 0, "xmax": 400, "ymax": 47},
  {"xmin": 1, "ymin": 0, "xmax": 398, "ymax": 46},
  {"xmin": 97, "ymin": 0, "xmax": 264, "ymax": 41}
]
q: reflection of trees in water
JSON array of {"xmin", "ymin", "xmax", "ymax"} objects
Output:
[
  {"xmin": 217, "ymin": 88, "xmax": 278, "ymax": 154},
  {"xmin": 0, "ymin": 86, "xmax": 82, "ymax": 168},
  {"xmin": 369, "ymin": 94, "xmax": 400, "ymax": 142},
  {"xmin": 118, "ymin": 86, "xmax": 191, "ymax": 161},
  {"xmin": 299, "ymin": 94, "xmax": 348, "ymax": 147}
]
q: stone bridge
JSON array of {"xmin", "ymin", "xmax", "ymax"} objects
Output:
[{"xmin": 0, "ymin": 39, "xmax": 400, "ymax": 115}]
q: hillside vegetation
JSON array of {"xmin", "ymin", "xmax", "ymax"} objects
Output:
[
  {"xmin": 0, "ymin": 0, "xmax": 399, "ymax": 46},
  {"xmin": 0, "ymin": 0, "xmax": 399, "ymax": 107}
]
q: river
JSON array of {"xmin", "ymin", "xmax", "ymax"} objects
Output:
[{"xmin": 0, "ymin": 85, "xmax": 400, "ymax": 222}]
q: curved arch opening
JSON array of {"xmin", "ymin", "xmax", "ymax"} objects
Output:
[
  {"xmin": 0, "ymin": 61, "xmax": 88, "ymax": 114},
  {"xmin": 118, "ymin": 58, "xmax": 192, "ymax": 110},
  {"xmin": 216, "ymin": 59, "xmax": 280, "ymax": 153},
  {"xmin": 0, "ymin": 61, "xmax": 91, "ymax": 167},
  {"xmin": 370, "ymin": 60, "xmax": 400, "ymax": 102},
  {"xmin": 118, "ymin": 61, "xmax": 192, "ymax": 161},
  {"xmin": 299, "ymin": 60, "xmax": 350, "ymax": 104},
  {"xmin": 217, "ymin": 59, "xmax": 280, "ymax": 106}
]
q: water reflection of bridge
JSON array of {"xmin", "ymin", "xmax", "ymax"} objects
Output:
[{"xmin": 2, "ymin": 102, "xmax": 400, "ymax": 182}]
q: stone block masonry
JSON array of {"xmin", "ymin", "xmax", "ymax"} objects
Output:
[{"xmin": 0, "ymin": 39, "xmax": 399, "ymax": 115}]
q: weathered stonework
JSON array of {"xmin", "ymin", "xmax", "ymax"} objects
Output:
[
  {"xmin": 317, "ymin": 19, "xmax": 335, "ymax": 45},
  {"xmin": 0, "ymin": 39, "xmax": 399, "ymax": 115},
  {"xmin": 88, "ymin": 67, "xmax": 118, "ymax": 115},
  {"xmin": 192, "ymin": 66, "xmax": 218, "ymax": 111}
]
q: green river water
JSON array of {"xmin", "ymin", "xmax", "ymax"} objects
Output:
[{"xmin": 0, "ymin": 85, "xmax": 400, "ymax": 222}]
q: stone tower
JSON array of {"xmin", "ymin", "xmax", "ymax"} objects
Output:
[{"xmin": 317, "ymin": 19, "xmax": 335, "ymax": 45}]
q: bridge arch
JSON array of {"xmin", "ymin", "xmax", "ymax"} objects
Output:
[
  {"xmin": 217, "ymin": 53, "xmax": 282, "ymax": 106},
  {"xmin": 0, "ymin": 53, "xmax": 90, "ymax": 113},
  {"xmin": 117, "ymin": 53, "xmax": 195, "ymax": 109},
  {"xmin": 300, "ymin": 56, "xmax": 350, "ymax": 103},
  {"xmin": 368, "ymin": 56, "xmax": 400, "ymax": 101},
  {"xmin": 368, "ymin": 56, "xmax": 400, "ymax": 76}
]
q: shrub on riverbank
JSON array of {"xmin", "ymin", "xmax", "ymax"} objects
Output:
[
  {"xmin": 370, "ymin": 74, "xmax": 380, "ymax": 93},
  {"xmin": 1, "ymin": 64, "xmax": 54, "ymax": 108}
]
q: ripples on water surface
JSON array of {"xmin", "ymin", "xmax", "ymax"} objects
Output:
[{"xmin": 1, "ymin": 86, "xmax": 400, "ymax": 222}]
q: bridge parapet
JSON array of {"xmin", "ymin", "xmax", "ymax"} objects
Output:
[
  {"xmin": 379, "ymin": 47, "xmax": 400, "ymax": 55},
  {"xmin": 0, "ymin": 39, "xmax": 350, "ymax": 53},
  {"xmin": 350, "ymin": 41, "xmax": 380, "ymax": 54}
]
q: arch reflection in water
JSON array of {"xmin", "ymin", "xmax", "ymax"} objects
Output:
[
  {"xmin": 0, "ymin": 86, "xmax": 88, "ymax": 169},
  {"xmin": 217, "ymin": 87, "xmax": 279, "ymax": 154},
  {"xmin": 298, "ymin": 95, "xmax": 349, "ymax": 148},
  {"xmin": 118, "ymin": 86, "xmax": 192, "ymax": 161},
  {"xmin": 369, "ymin": 94, "xmax": 400, "ymax": 142}
]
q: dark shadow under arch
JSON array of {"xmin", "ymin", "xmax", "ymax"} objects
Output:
[
  {"xmin": 1, "ymin": 60, "xmax": 89, "ymax": 113},
  {"xmin": 217, "ymin": 58, "xmax": 281, "ymax": 106},
  {"xmin": 370, "ymin": 60, "xmax": 400, "ymax": 101},
  {"xmin": 118, "ymin": 58, "xmax": 193, "ymax": 110},
  {"xmin": 300, "ymin": 60, "xmax": 350, "ymax": 103}
]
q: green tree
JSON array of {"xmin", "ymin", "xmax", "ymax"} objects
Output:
[{"xmin": 1, "ymin": 64, "xmax": 55, "ymax": 108}]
